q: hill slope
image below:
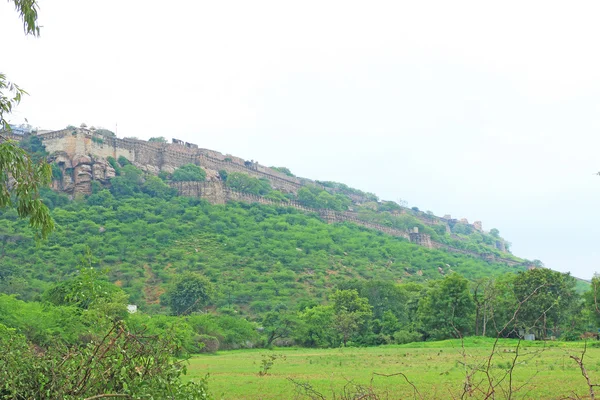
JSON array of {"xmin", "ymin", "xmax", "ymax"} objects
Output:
[{"xmin": 0, "ymin": 188, "xmax": 526, "ymax": 315}]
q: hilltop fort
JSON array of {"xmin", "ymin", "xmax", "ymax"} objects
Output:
[{"xmin": 6, "ymin": 126, "xmax": 517, "ymax": 265}]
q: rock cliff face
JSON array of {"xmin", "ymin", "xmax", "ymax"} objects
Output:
[
  {"xmin": 39, "ymin": 128, "xmax": 305, "ymax": 196},
  {"xmin": 51, "ymin": 152, "xmax": 116, "ymax": 195}
]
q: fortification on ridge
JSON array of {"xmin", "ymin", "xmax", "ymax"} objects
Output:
[{"xmin": 6, "ymin": 127, "xmax": 513, "ymax": 260}]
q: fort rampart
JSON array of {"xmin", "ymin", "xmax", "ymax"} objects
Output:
[
  {"xmin": 32, "ymin": 128, "xmax": 510, "ymax": 261},
  {"xmin": 169, "ymin": 181, "xmax": 522, "ymax": 266}
]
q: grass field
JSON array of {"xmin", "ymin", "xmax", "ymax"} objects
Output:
[{"xmin": 186, "ymin": 338, "xmax": 600, "ymax": 399}]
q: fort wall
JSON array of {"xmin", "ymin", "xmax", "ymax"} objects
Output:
[
  {"xmin": 35, "ymin": 128, "xmax": 505, "ymax": 259},
  {"xmin": 39, "ymin": 128, "xmax": 303, "ymax": 192},
  {"xmin": 169, "ymin": 181, "xmax": 519, "ymax": 265}
]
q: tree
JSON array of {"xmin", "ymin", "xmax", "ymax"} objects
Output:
[
  {"xmin": 172, "ymin": 163, "xmax": 207, "ymax": 182},
  {"xmin": 0, "ymin": 137, "xmax": 54, "ymax": 238},
  {"xmin": 148, "ymin": 136, "xmax": 167, "ymax": 143},
  {"xmin": 330, "ymin": 289, "xmax": 372, "ymax": 346},
  {"xmin": 162, "ymin": 272, "xmax": 214, "ymax": 315},
  {"xmin": 261, "ymin": 305, "xmax": 298, "ymax": 347},
  {"xmin": 418, "ymin": 273, "xmax": 475, "ymax": 339},
  {"xmin": 472, "ymin": 277, "xmax": 496, "ymax": 336},
  {"xmin": 142, "ymin": 175, "xmax": 175, "ymax": 198},
  {"xmin": 1, "ymin": 0, "xmax": 53, "ymax": 239},
  {"xmin": 512, "ymin": 268, "xmax": 578, "ymax": 338},
  {"xmin": 225, "ymin": 172, "xmax": 271, "ymax": 195},
  {"xmin": 297, "ymin": 305, "xmax": 337, "ymax": 347}
]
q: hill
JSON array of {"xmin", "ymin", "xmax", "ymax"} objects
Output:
[
  {"xmin": 9, "ymin": 127, "xmax": 519, "ymax": 263},
  {"xmin": 0, "ymin": 128, "xmax": 537, "ymax": 316},
  {"xmin": 0, "ymin": 128, "xmax": 591, "ymax": 352}
]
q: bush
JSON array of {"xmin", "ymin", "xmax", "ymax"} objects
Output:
[
  {"xmin": 225, "ymin": 172, "xmax": 271, "ymax": 195},
  {"xmin": 393, "ymin": 329, "xmax": 422, "ymax": 344},
  {"xmin": 0, "ymin": 321, "xmax": 212, "ymax": 399},
  {"xmin": 117, "ymin": 156, "xmax": 131, "ymax": 167},
  {"xmin": 172, "ymin": 164, "xmax": 207, "ymax": 182},
  {"xmin": 198, "ymin": 334, "xmax": 220, "ymax": 353}
]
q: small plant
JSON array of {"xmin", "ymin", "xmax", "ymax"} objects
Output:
[{"xmin": 258, "ymin": 353, "xmax": 286, "ymax": 376}]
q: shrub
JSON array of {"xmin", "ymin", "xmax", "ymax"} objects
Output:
[
  {"xmin": 197, "ymin": 334, "xmax": 220, "ymax": 353},
  {"xmin": 172, "ymin": 164, "xmax": 207, "ymax": 182},
  {"xmin": 393, "ymin": 329, "xmax": 423, "ymax": 344},
  {"xmin": 0, "ymin": 321, "xmax": 212, "ymax": 399}
]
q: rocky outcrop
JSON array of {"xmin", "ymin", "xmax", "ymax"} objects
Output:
[{"xmin": 51, "ymin": 152, "xmax": 116, "ymax": 195}]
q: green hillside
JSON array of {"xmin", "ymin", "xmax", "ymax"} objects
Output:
[{"xmin": 0, "ymin": 187, "xmax": 526, "ymax": 315}]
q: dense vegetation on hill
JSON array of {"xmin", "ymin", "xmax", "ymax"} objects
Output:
[
  {"xmin": 0, "ymin": 181, "xmax": 524, "ymax": 313},
  {"xmin": 1, "ymin": 157, "xmax": 594, "ymax": 350},
  {"xmin": 0, "ymin": 136, "xmax": 596, "ymax": 399}
]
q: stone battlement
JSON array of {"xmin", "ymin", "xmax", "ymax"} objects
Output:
[
  {"xmin": 169, "ymin": 181, "xmax": 521, "ymax": 265},
  {"xmin": 39, "ymin": 128, "xmax": 303, "ymax": 192},
  {"xmin": 36, "ymin": 128, "xmax": 493, "ymax": 247}
]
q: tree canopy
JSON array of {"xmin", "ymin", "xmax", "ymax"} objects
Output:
[{"xmin": 1, "ymin": 0, "xmax": 53, "ymax": 238}]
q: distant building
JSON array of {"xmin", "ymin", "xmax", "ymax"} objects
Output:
[{"xmin": 8, "ymin": 124, "xmax": 34, "ymax": 135}]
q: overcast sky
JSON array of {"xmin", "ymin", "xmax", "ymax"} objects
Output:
[{"xmin": 2, "ymin": 0, "xmax": 600, "ymax": 279}]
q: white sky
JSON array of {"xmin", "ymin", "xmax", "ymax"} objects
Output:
[{"xmin": 2, "ymin": 0, "xmax": 600, "ymax": 279}]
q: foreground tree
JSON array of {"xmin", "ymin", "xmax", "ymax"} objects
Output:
[
  {"xmin": 512, "ymin": 268, "xmax": 578, "ymax": 338},
  {"xmin": 330, "ymin": 289, "xmax": 372, "ymax": 346},
  {"xmin": 418, "ymin": 273, "xmax": 474, "ymax": 339},
  {"xmin": 0, "ymin": 321, "xmax": 211, "ymax": 399},
  {"xmin": 1, "ymin": 0, "xmax": 53, "ymax": 238}
]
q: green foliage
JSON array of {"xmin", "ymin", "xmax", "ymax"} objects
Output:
[
  {"xmin": 162, "ymin": 272, "xmax": 214, "ymax": 315},
  {"xmin": 0, "ymin": 321, "xmax": 211, "ymax": 399},
  {"xmin": 0, "ymin": 139, "xmax": 54, "ymax": 238},
  {"xmin": 187, "ymin": 314, "xmax": 258, "ymax": 349},
  {"xmin": 117, "ymin": 155, "xmax": 131, "ymax": 167},
  {"xmin": 149, "ymin": 136, "xmax": 168, "ymax": 143},
  {"xmin": 270, "ymin": 166, "xmax": 295, "ymax": 177},
  {"xmin": 172, "ymin": 164, "xmax": 207, "ymax": 182},
  {"xmin": 262, "ymin": 306, "xmax": 298, "ymax": 347},
  {"xmin": 0, "ymin": 191, "xmax": 528, "ymax": 318},
  {"xmin": 109, "ymin": 164, "xmax": 144, "ymax": 197},
  {"xmin": 258, "ymin": 353, "xmax": 286, "ymax": 376},
  {"xmin": 0, "ymin": 0, "xmax": 52, "ymax": 240},
  {"xmin": 43, "ymin": 267, "xmax": 129, "ymax": 322},
  {"xmin": 0, "ymin": 295, "xmax": 89, "ymax": 346},
  {"xmin": 297, "ymin": 185, "xmax": 351, "ymax": 210},
  {"xmin": 330, "ymin": 289, "xmax": 372, "ymax": 345},
  {"xmin": 316, "ymin": 180, "xmax": 378, "ymax": 202},
  {"xmin": 512, "ymin": 268, "xmax": 578, "ymax": 337},
  {"xmin": 106, "ymin": 156, "xmax": 121, "ymax": 175},
  {"xmin": 142, "ymin": 175, "xmax": 176, "ymax": 198},
  {"xmin": 393, "ymin": 329, "xmax": 423, "ymax": 344},
  {"xmin": 95, "ymin": 128, "xmax": 115, "ymax": 137},
  {"xmin": 298, "ymin": 305, "xmax": 337, "ymax": 347},
  {"xmin": 18, "ymin": 134, "xmax": 47, "ymax": 162},
  {"xmin": 225, "ymin": 172, "xmax": 271, "ymax": 195},
  {"xmin": 418, "ymin": 273, "xmax": 475, "ymax": 340},
  {"xmin": 50, "ymin": 162, "xmax": 63, "ymax": 180}
]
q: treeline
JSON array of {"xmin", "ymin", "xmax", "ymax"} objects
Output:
[{"xmin": 1, "ymin": 266, "xmax": 596, "ymax": 356}]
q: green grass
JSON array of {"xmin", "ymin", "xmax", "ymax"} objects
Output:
[{"xmin": 187, "ymin": 338, "xmax": 600, "ymax": 399}]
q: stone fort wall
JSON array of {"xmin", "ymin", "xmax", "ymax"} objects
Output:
[
  {"xmin": 38, "ymin": 128, "xmax": 303, "ymax": 192},
  {"xmin": 35, "ymin": 128, "xmax": 504, "ymax": 256},
  {"xmin": 169, "ymin": 181, "xmax": 524, "ymax": 267}
]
